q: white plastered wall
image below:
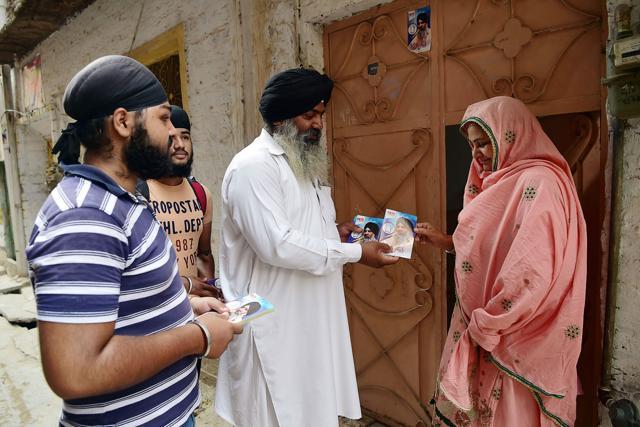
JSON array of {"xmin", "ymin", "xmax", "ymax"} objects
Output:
[{"xmin": 13, "ymin": 0, "xmax": 245, "ymax": 260}]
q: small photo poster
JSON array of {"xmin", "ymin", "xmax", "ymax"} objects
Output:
[
  {"xmin": 407, "ymin": 6, "xmax": 431, "ymax": 53},
  {"xmin": 379, "ymin": 209, "xmax": 418, "ymax": 259},
  {"xmin": 348, "ymin": 215, "xmax": 384, "ymax": 244},
  {"xmin": 22, "ymin": 55, "xmax": 45, "ymax": 113}
]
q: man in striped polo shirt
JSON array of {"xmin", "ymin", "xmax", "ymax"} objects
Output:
[{"xmin": 26, "ymin": 55, "xmax": 241, "ymax": 427}]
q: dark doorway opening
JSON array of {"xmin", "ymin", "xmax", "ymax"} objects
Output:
[{"xmin": 445, "ymin": 124, "xmax": 471, "ymax": 327}]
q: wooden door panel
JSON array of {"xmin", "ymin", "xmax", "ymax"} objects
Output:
[
  {"xmin": 333, "ymin": 131, "xmax": 431, "ymax": 214},
  {"xmin": 328, "ymin": 17, "xmax": 431, "ymax": 128},
  {"xmin": 441, "ymin": 0, "xmax": 602, "ymax": 122},
  {"xmin": 325, "ymin": 1, "xmax": 605, "ymax": 425},
  {"xmin": 326, "ymin": 1, "xmax": 442, "ymax": 425},
  {"xmin": 332, "ymin": 128, "xmax": 441, "ymax": 425}
]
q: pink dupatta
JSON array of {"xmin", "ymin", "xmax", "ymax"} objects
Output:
[{"xmin": 434, "ymin": 97, "xmax": 587, "ymax": 426}]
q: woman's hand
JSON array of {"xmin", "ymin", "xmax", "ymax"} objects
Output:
[{"xmin": 414, "ymin": 222, "xmax": 454, "ymax": 252}]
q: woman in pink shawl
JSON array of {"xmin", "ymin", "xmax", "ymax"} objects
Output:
[{"xmin": 415, "ymin": 96, "xmax": 587, "ymax": 426}]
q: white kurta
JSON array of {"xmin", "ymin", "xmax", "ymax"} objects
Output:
[{"xmin": 215, "ymin": 129, "xmax": 362, "ymax": 427}]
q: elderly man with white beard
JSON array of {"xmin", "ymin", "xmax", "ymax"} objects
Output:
[{"xmin": 215, "ymin": 68, "xmax": 399, "ymax": 427}]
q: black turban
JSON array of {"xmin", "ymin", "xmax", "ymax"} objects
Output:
[
  {"xmin": 63, "ymin": 55, "xmax": 166, "ymax": 120},
  {"xmin": 170, "ymin": 105, "xmax": 191, "ymax": 131},
  {"xmin": 259, "ymin": 68, "xmax": 333, "ymax": 123},
  {"xmin": 364, "ymin": 222, "xmax": 380, "ymax": 235},
  {"xmin": 53, "ymin": 55, "xmax": 167, "ymax": 164}
]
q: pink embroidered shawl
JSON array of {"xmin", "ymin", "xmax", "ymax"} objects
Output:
[{"xmin": 437, "ymin": 96, "xmax": 587, "ymax": 425}]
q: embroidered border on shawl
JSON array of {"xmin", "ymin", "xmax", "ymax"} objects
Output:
[
  {"xmin": 460, "ymin": 116, "xmax": 499, "ymax": 172},
  {"xmin": 531, "ymin": 390, "xmax": 570, "ymax": 427},
  {"xmin": 488, "ymin": 355, "xmax": 569, "ymax": 427},
  {"xmin": 487, "ymin": 355, "xmax": 564, "ymax": 398},
  {"xmin": 452, "ymin": 267, "xmax": 569, "ymax": 426},
  {"xmin": 433, "ymin": 404, "xmax": 458, "ymax": 427}
]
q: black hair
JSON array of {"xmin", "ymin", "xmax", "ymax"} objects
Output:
[
  {"xmin": 74, "ymin": 118, "xmax": 110, "ymax": 153},
  {"xmin": 242, "ymin": 301, "xmax": 261, "ymax": 316},
  {"xmin": 264, "ymin": 121, "xmax": 277, "ymax": 134},
  {"xmin": 417, "ymin": 13, "xmax": 428, "ymax": 24},
  {"xmin": 52, "ymin": 116, "xmax": 112, "ymax": 164},
  {"xmin": 83, "ymin": 110, "xmax": 144, "ymax": 153}
]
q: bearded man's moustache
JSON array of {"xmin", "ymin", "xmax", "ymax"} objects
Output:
[{"xmin": 304, "ymin": 129, "xmax": 322, "ymax": 144}]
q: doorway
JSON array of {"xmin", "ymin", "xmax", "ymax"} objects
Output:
[
  {"xmin": 324, "ymin": 0, "xmax": 606, "ymax": 425},
  {"xmin": 444, "ymin": 112, "xmax": 606, "ymax": 426},
  {"xmin": 128, "ymin": 23, "xmax": 190, "ymax": 111}
]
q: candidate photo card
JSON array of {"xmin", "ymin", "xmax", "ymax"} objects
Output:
[
  {"xmin": 407, "ymin": 6, "xmax": 431, "ymax": 53},
  {"xmin": 378, "ymin": 209, "xmax": 418, "ymax": 259},
  {"xmin": 348, "ymin": 215, "xmax": 384, "ymax": 244},
  {"xmin": 225, "ymin": 293, "xmax": 274, "ymax": 325}
]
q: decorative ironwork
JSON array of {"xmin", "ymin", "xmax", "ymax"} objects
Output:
[
  {"xmin": 345, "ymin": 284, "xmax": 433, "ymax": 422},
  {"xmin": 148, "ymin": 54, "xmax": 183, "ymax": 107},
  {"xmin": 336, "ymin": 125, "xmax": 436, "ymax": 423},
  {"xmin": 444, "ymin": 0, "xmax": 601, "ymax": 103},
  {"xmin": 362, "ymin": 56, "xmax": 387, "ymax": 87},
  {"xmin": 334, "ymin": 129, "xmax": 429, "ymax": 170},
  {"xmin": 332, "ymin": 129, "xmax": 431, "ymax": 218},
  {"xmin": 332, "ymin": 14, "xmax": 429, "ymax": 124},
  {"xmin": 327, "ymin": 10, "xmax": 442, "ymax": 425},
  {"xmin": 493, "ymin": 18, "xmax": 533, "ymax": 58},
  {"xmin": 370, "ymin": 270, "xmax": 395, "ymax": 299},
  {"xmin": 363, "ymin": 98, "xmax": 393, "ymax": 122},
  {"xmin": 492, "ymin": 74, "xmax": 538, "ymax": 102}
]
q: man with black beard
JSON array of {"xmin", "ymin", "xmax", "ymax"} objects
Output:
[
  {"xmin": 409, "ymin": 11, "xmax": 431, "ymax": 52},
  {"xmin": 216, "ymin": 68, "xmax": 399, "ymax": 427},
  {"xmin": 145, "ymin": 106, "xmax": 219, "ymax": 298},
  {"xmin": 25, "ymin": 56, "xmax": 241, "ymax": 427}
]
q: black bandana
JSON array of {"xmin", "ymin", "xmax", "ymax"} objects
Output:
[
  {"xmin": 53, "ymin": 55, "xmax": 167, "ymax": 164},
  {"xmin": 259, "ymin": 68, "xmax": 333, "ymax": 123}
]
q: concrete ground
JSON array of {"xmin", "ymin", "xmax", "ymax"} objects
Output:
[{"xmin": 0, "ymin": 273, "xmax": 382, "ymax": 426}]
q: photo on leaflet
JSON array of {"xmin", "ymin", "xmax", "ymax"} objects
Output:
[
  {"xmin": 378, "ymin": 209, "xmax": 418, "ymax": 259},
  {"xmin": 225, "ymin": 293, "xmax": 274, "ymax": 325},
  {"xmin": 348, "ymin": 215, "xmax": 384, "ymax": 244}
]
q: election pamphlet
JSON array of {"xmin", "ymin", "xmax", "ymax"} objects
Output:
[
  {"xmin": 347, "ymin": 215, "xmax": 384, "ymax": 244},
  {"xmin": 378, "ymin": 209, "xmax": 418, "ymax": 259},
  {"xmin": 225, "ymin": 293, "xmax": 274, "ymax": 325}
]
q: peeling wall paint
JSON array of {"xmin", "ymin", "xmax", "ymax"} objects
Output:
[
  {"xmin": 602, "ymin": 0, "xmax": 640, "ymax": 424},
  {"xmin": 15, "ymin": 0, "xmax": 245, "ymax": 256},
  {"xmin": 607, "ymin": 121, "xmax": 640, "ymax": 392}
]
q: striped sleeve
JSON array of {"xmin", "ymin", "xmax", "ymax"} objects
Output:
[{"xmin": 27, "ymin": 207, "xmax": 128, "ymax": 324}]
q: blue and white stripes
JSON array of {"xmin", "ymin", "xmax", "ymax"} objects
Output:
[{"xmin": 26, "ymin": 165, "xmax": 198, "ymax": 427}]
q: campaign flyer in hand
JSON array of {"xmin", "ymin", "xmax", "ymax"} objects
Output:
[
  {"xmin": 378, "ymin": 209, "xmax": 418, "ymax": 259},
  {"xmin": 347, "ymin": 215, "xmax": 384, "ymax": 244},
  {"xmin": 225, "ymin": 293, "xmax": 274, "ymax": 325}
]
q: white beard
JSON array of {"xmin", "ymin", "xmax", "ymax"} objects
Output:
[{"xmin": 272, "ymin": 120, "xmax": 329, "ymax": 185}]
